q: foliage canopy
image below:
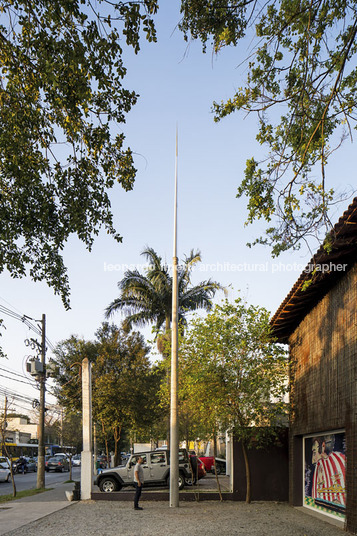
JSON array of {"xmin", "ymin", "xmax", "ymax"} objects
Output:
[
  {"xmin": 174, "ymin": 298, "xmax": 288, "ymax": 501},
  {"xmin": 179, "ymin": 0, "xmax": 356, "ymax": 254},
  {"xmin": 177, "ymin": 298, "xmax": 288, "ymax": 440},
  {"xmin": 0, "ymin": 0, "xmax": 158, "ymax": 306},
  {"xmin": 52, "ymin": 322, "xmax": 160, "ymax": 457},
  {"xmin": 106, "ymin": 247, "xmax": 224, "ymax": 334}
]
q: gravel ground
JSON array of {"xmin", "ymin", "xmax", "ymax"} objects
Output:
[{"xmin": 4, "ymin": 501, "xmax": 345, "ymax": 536}]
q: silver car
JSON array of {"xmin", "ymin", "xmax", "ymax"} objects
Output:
[
  {"xmin": 95, "ymin": 449, "xmax": 191, "ymax": 492},
  {"xmin": 0, "ymin": 464, "xmax": 11, "ymax": 483}
]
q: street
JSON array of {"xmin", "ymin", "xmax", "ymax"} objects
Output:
[
  {"xmin": 0, "ymin": 466, "xmax": 81, "ymax": 496},
  {"xmin": 0, "ymin": 467, "xmax": 229, "ymax": 496}
]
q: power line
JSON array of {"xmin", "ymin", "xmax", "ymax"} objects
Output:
[
  {"xmin": 0, "ymin": 365, "xmax": 35, "ymax": 381},
  {"xmin": 0, "ymin": 371, "xmax": 37, "ymax": 386},
  {"xmin": 0, "ymin": 303, "xmax": 56, "ymax": 351},
  {"xmin": 0, "ymin": 386, "xmax": 34, "ymax": 399}
]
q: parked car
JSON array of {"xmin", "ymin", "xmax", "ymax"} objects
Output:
[
  {"xmin": 53, "ymin": 453, "xmax": 70, "ymax": 464},
  {"xmin": 45, "ymin": 456, "xmax": 70, "ymax": 472},
  {"xmin": 199, "ymin": 456, "xmax": 226, "ymax": 475},
  {"xmin": 0, "ymin": 456, "xmax": 11, "ymax": 469},
  {"xmin": 97, "ymin": 455, "xmax": 108, "ymax": 469},
  {"xmin": 120, "ymin": 453, "xmax": 130, "ymax": 464},
  {"xmin": 25, "ymin": 458, "xmax": 37, "ymax": 472},
  {"xmin": 0, "ymin": 466, "xmax": 10, "ymax": 483},
  {"xmin": 72, "ymin": 454, "xmax": 81, "ymax": 467},
  {"xmin": 95, "ymin": 449, "xmax": 191, "ymax": 492}
]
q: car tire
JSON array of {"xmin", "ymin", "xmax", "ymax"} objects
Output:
[
  {"xmin": 185, "ymin": 475, "xmax": 197, "ymax": 486},
  {"xmin": 99, "ymin": 476, "xmax": 120, "ymax": 493},
  {"xmin": 178, "ymin": 473, "xmax": 185, "ymax": 490},
  {"xmin": 6, "ymin": 473, "xmax": 10, "ymax": 483}
]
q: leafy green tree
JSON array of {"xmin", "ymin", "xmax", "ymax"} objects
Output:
[
  {"xmin": 0, "ymin": 0, "xmax": 158, "ymax": 306},
  {"xmin": 179, "ymin": 0, "xmax": 355, "ymax": 254},
  {"xmin": 177, "ymin": 298, "xmax": 288, "ymax": 502},
  {"xmin": 105, "ymin": 247, "xmax": 224, "ymax": 333},
  {"xmin": 52, "ymin": 336, "xmax": 97, "ymax": 413},
  {"xmin": 157, "ymin": 336, "xmax": 214, "ymax": 450},
  {"xmin": 92, "ymin": 323, "xmax": 153, "ymax": 464},
  {"xmin": 52, "ymin": 322, "xmax": 160, "ymax": 463}
]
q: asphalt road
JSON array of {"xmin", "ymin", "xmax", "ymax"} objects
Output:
[
  {"xmin": 0, "ymin": 467, "xmax": 229, "ymax": 497},
  {"xmin": 0, "ymin": 466, "xmax": 81, "ymax": 496}
]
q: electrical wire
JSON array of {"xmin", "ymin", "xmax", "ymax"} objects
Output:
[
  {"xmin": 0, "ymin": 385, "xmax": 36, "ymax": 402},
  {"xmin": 0, "ymin": 303, "xmax": 56, "ymax": 351},
  {"xmin": 0, "ymin": 372, "xmax": 38, "ymax": 386},
  {"xmin": 0, "ymin": 365, "xmax": 36, "ymax": 381},
  {"xmin": 0, "ymin": 300, "xmax": 80, "ymax": 417}
]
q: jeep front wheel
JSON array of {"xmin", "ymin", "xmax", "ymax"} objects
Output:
[
  {"xmin": 99, "ymin": 476, "xmax": 121, "ymax": 493},
  {"xmin": 178, "ymin": 473, "xmax": 185, "ymax": 490}
]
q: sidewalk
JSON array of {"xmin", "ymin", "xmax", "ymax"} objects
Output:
[
  {"xmin": 0, "ymin": 481, "xmax": 76, "ymax": 535},
  {"xmin": 0, "ymin": 482, "xmax": 346, "ymax": 536}
]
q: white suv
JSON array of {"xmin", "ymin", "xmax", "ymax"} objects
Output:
[{"xmin": 95, "ymin": 449, "xmax": 191, "ymax": 492}]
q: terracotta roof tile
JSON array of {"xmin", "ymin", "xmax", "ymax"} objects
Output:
[{"xmin": 270, "ymin": 197, "xmax": 357, "ymax": 342}]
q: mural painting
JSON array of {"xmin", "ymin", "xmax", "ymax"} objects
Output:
[{"xmin": 304, "ymin": 431, "xmax": 346, "ymax": 519}]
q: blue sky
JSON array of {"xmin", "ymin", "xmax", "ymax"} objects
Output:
[{"xmin": 0, "ymin": 1, "xmax": 355, "ymax": 410}]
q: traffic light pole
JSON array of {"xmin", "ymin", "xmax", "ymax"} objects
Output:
[{"xmin": 36, "ymin": 314, "xmax": 46, "ymax": 489}]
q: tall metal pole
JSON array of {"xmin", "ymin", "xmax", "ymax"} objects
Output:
[
  {"xmin": 36, "ymin": 313, "xmax": 46, "ymax": 489},
  {"xmin": 170, "ymin": 128, "xmax": 179, "ymax": 507}
]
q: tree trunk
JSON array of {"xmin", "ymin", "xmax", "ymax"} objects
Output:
[
  {"xmin": 113, "ymin": 425, "xmax": 122, "ymax": 467},
  {"xmin": 241, "ymin": 442, "xmax": 251, "ymax": 503},
  {"xmin": 69, "ymin": 454, "xmax": 73, "ymax": 481},
  {"xmin": 185, "ymin": 426, "xmax": 189, "ymax": 453},
  {"xmin": 213, "ymin": 430, "xmax": 222, "ymax": 501},
  {"xmin": 101, "ymin": 420, "xmax": 110, "ymax": 468}
]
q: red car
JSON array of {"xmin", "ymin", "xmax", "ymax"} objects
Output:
[
  {"xmin": 199, "ymin": 456, "xmax": 215, "ymax": 472},
  {"xmin": 199, "ymin": 456, "xmax": 226, "ymax": 474}
]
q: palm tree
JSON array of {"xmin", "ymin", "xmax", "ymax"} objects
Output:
[{"xmin": 105, "ymin": 247, "xmax": 224, "ymax": 335}]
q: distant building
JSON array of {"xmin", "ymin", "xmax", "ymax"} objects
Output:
[
  {"xmin": 271, "ymin": 197, "xmax": 357, "ymax": 533},
  {"xmin": 4, "ymin": 428, "xmax": 32, "ymax": 444},
  {"xmin": 6, "ymin": 416, "xmax": 55, "ymax": 444}
]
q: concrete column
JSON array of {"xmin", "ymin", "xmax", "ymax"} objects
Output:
[
  {"xmin": 226, "ymin": 430, "xmax": 231, "ymax": 476},
  {"xmin": 226, "ymin": 430, "xmax": 234, "ymax": 492},
  {"xmin": 81, "ymin": 358, "xmax": 93, "ymax": 500}
]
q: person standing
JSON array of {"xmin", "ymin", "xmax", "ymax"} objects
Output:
[{"xmin": 133, "ymin": 456, "xmax": 144, "ymax": 510}]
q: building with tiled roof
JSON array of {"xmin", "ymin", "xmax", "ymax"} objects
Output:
[{"xmin": 271, "ymin": 197, "xmax": 357, "ymax": 533}]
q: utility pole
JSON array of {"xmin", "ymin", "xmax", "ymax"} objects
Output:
[
  {"xmin": 36, "ymin": 314, "xmax": 46, "ymax": 489},
  {"xmin": 169, "ymin": 128, "xmax": 179, "ymax": 507},
  {"xmin": 1, "ymin": 395, "xmax": 7, "ymax": 443},
  {"xmin": 60, "ymin": 407, "xmax": 64, "ymax": 448}
]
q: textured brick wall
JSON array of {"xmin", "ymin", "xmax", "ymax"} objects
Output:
[{"xmin": 289, "ymin": 264, "xmax": 357, "ymax": 533}]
